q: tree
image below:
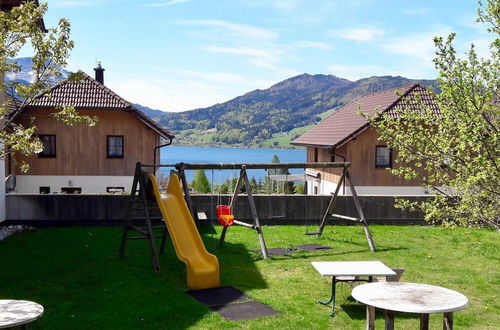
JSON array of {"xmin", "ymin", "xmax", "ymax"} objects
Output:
[
  {"xmin": 366, "ymin": 0, "xmax": 499, "ymax": 229},
  {"xmin": 191, "ymin": 170, "xmax": 211, "ymax": 193},
  {"xmin": 1, "ymin": 1, "xmax": 96, "ymax": 172}
]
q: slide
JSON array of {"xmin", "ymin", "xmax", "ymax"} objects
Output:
[{"xmin": 149, "ymin": 173, "xmax": 219, "ymax": 290}]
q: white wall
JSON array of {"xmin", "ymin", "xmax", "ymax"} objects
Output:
[
  {"xmin": 15, "ymin": 175, "xmax": 134, "ymax": 194},
  {"xmin": 308, "ymin": 178, "xmax": 437, "ymax": 196}
]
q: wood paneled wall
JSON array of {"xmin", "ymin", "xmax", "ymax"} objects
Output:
[
  {"xmin": 11, "ymin": 108, "xmax": 160, "ymax": 176},
  {"xmin": 307, "ymin": 127, "xmax": 422, "ymax": 186}
]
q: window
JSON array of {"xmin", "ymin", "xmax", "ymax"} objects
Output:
[
  {"xmin": 38, "ymin": 135, "xmax": 56, "ymax": 158},
  {"xmin": 314, "ymin": 148, "xmax": 318, "ymax": 162},
  {"xmin": 39, "ymin": 186, "xmax": 50, "ymax": 194},
  {"xmin": 61, "ymin": 187, "xmax": 81, "ymax": 194},
  {"xmin": 107, "ymin": 136, "xmax": 124, "ymax": 158},
  {"xmin": 376, "ymin": 146, "xmax": 392, "ymax": 168}
]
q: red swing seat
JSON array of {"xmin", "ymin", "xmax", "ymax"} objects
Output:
[{"xmin": 216, "ymin": 205, "xmax": 234, "ymax": 227}]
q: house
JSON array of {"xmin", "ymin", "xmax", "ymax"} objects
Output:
[
  {"xmin": 7, "ymin": 65, "xmax": 173, "ymax": 194},
  {"xmin": 291, "ymin": 83, "xmax": 438, "ymax": 195}
]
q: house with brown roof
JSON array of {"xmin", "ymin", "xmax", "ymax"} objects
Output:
[
  {"xmin": 7, "ymin": 65, "xmax": 173, "ymax": 193},
  {"xmin": 292, "ymin": 83, "xmax": 438, "ymax": 195}
]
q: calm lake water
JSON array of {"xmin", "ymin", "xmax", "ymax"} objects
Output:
[{"xmin": 160, "ymin": 146, "xmax": 306, "ymax": 183}]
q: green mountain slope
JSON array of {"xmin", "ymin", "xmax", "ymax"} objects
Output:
[{"xmin": 158, "ymin": 74, "xmax": 436, "ymax": 148}]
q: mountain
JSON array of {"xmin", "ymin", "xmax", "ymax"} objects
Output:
[
  {"xmin": 4, "ymin": 57, "xmax": 71, "ymax": 87},
  {"xmin": 132, "ymin": 103, "xmax": 169, "ymax": 119},
  {"xmin": 157, "ymin": 74, "xmax": 437, "ymax": 148}
]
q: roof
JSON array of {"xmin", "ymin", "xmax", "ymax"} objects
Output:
[
  {"xmin": 1, "ymin": 90, "xmax": 23, "ymax": 115},
  {"xmin": 24, "ymin": 71, "xmax": 173, "ymax": 140},
  {"xmin": 291, "ymin": 83, "xmax": 438, "ymax": 148},
  {"xmin": 1, "ymin": 0, "xmax": 47, "ymax": 32}
]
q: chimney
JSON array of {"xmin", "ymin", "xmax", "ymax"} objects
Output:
[{"xmin": 94, "ymin": 62, "xmax": 105, "ymax": 84}]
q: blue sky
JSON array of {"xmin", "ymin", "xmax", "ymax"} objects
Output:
[{"xmin": 39, "ymin": 0, "xmax": 491, "ymax": 112}]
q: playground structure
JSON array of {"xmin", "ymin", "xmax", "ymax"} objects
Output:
[
  {"xmin": 149, "ymin": 173, "xmax": 219, "ymax": 290},
  {"xmin": 119, "ymin": 162, "xmax": 376, "ymax": 274}
]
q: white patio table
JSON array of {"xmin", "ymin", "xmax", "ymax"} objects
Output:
[
  {"xmin": 352, "ymin": 282, "xmax": 468, "ymax": 330},
  {"xmin": 311, "ymin": 261, "xmax": 396, "ymax": 316},
  {"xmin": 0, "ymin": 300, "xmax": 44, "ymax": 329}
]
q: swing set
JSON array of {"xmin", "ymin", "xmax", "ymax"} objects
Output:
[{"xmin": 121, "ymin": 161, "xmax": 376, "ymax": 271}]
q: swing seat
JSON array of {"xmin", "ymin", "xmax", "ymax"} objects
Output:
[{"xmin": 216, "ymin": 205, "xmax": 234, "ymax": 227}]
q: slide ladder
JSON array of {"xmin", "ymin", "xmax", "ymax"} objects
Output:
[{"xmin": 149, "ymin": 173, "xmax": 220, "ymax": 290}]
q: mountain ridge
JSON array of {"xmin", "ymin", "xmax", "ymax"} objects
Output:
[{"xmin": 158, "ymin": 73, "xmax": 437, "ymax": 148}]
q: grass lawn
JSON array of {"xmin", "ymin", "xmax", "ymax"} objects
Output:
[{"xmin": 0, "ymin": 225, "xmax": 498, "ymax": 329}]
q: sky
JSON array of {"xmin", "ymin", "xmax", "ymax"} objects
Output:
[{"xmin": 36, "ymin": 0, "xmax": 492, "ymax": 112}]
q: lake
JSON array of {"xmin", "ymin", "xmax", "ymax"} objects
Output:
[{"xmin": 160, "ymin": 146, "xmax": 306, "ymax": 183}]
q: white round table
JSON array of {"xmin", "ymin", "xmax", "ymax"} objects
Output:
[
  {"xmin": 352, "ymin": 282, "xmax": 468, "ymax": 330},
  {"xmin": 0, "ymin": 300, "xmax": 44, "ymax": 329}
]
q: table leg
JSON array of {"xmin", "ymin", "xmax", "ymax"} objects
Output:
[
  {"xmin": 384, "ymin": 310, "xmax": 394, "ymax": 330},
  {"xmin": 443, "ymin": 312, "xmax": 453, "ymax": 330},
  {"xmin": 366, "ymin": 305, "xmax": 375, "ymax": 330},
  {"xmin": 420, "ymin": 314, "xmax": 429, "ymax": 330},
  {"xmin": 318, "ymin": 277, "xmax": 336, "ymax": 317}
]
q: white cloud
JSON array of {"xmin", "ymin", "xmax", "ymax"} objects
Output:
[
  {"xmin": 293, "ymin": 41, "xmax": 333, "ymax": 50},
  {"xmin": 245, "ymin": 0, "xmax": 301, "ymax": 12},
  {"xmin": 327, "ymin": 64, "xmax": 397, "ymax": 81},
  {"xmin": 379, "ymin": 28, "xmax": 451, "ymax": 63},
  {"xmin": 329, "ymin": 27, "xmax": 385, "ymax": 42},
  {"xmin": 174, "ymin": 70, "xmax": 250, "ymax": 85},
  {"xmin": 202, "ymin": 46, "xmax": 279, "ymax": 61},
  {"xmin": 145, "ymin": 0, "xmax": 190, "ymax": 7},
  {"xmin": 108, "ymin": 72, "xmax": 277, "ymax": 112},
  {"xmin": 177, "ymin": 20, "xmax": 278, "ymax": 40},
  {"xmin": 109, "ymin": 78, "xmax": 232, "ymax": 112},
  {"xmin": 327, "ymin": 63, "xmax": 436, "ymax": 81}
]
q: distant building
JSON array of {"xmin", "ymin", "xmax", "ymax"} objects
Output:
[
  {"xmin": 292, "ymin": 83, "xmax": 439, "ymax": 195},
  {"xmin": 7, "ymin": 65, "xmax": 173, "ymax": 194}
]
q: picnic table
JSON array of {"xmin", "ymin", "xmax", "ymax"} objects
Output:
[
  {"xmin": 0, "ymin": 299, "xmax": 44, "ymax": 329},
  {"xmin": 311, "ymin": 261, "xmax": 396, "ymax": 316},
  {"xmin": 352, "ymin": 282, "xmax": 468, "ymax": 329}
]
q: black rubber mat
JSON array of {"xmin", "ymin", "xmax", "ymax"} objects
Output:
[
  {"xmin": 297, "ymin": 244, "xmax": 332, "ymax": 251},
  {"xmin": 187, "ymin": 286, "xmax": 279, "ymax": 321},
  {"xmin": 209, "ymin": 301, "xmax": 280, "ymax": 321},
  {"xmin": 253, "ymin": 247, "xmax": 298, "ymax": 255},
  {"xmin": 186, "ymin": 286, "xmax": 251, "ymax": 306}
]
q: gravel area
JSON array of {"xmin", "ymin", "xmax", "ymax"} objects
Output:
[{"xmin": 0, "ymin": 225, "xmax": 33, "ymax": 241}]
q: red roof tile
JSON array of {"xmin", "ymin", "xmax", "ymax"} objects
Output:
[
  {"xmin": 291, "ymin": 83, "xmax": 438, "ymax": 148},
  {"xmin": 25, "ymin": 71, "xmax": 173, "ymax": 139}
]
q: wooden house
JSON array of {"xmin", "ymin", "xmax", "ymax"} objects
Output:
[
  {"xmin": 292, "ymin": 83, "xmax": 438, "ymax": 195},
  {"xmin": 8, "ymin": 65, "xmax": 173, "ymax": 193}
]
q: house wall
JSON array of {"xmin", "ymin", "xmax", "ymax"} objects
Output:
[
  {"xmin": 306, "ymin": 127, "xmax": 424, "ymax": 195},
  {"xmin": 10, "ymin": 108, "xmax": 160, "ymax": 193},
  {"xmin": 15, "ymin": 175, "xmax": 134, "ymax": 194}
]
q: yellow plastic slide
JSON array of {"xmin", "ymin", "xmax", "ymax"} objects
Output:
[{"xmin": 149, "ymin": 173, "xmax": 220, "ymax": 290}]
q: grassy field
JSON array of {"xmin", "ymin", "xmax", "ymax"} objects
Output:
[{"xmin": 0, "ymin": 225, "xmax": 498, "ymax": 329}]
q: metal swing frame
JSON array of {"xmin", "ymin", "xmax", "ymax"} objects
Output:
[{"xmin": 121, "ymin": 162, "xmax": 376, "ymax": 270}]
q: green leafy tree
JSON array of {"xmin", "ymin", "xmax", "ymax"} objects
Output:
[
  {"xmin": 191, "ymin": 170, "xmax": 211, "ymax": 193},
  {"xmin": 1, "ymin": 1, "xmax": 96, "ymax": 172},
  {"xmin": 366, "ymin": 0, "xmax": 499, "ymax": 229},
  {"xmin": 295, "ymin": 183, "xmax": 305, "ymax": 194}
]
